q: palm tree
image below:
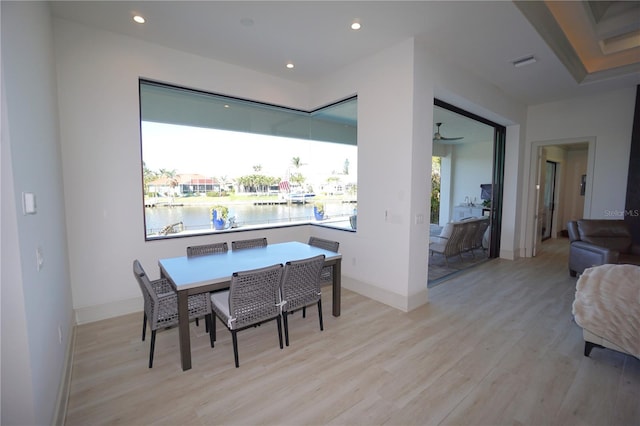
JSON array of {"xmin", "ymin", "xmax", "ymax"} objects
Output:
[
  {"xmin": 159, "ymin": 168, "xmax": 179, "ymax": 205},
  {"xmin": 142, "ymin": 162, "xmax": 158, "ymax": 195},
  {"xmin": 290, "ymin": 172, "xmax": 305, "ymax": 187},
  {"xmin": 431, "ymin": 157, "xmax": 441, "ymax": 223}
]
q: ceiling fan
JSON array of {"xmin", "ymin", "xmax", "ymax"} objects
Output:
[{"xmin": 433, "ymin": 122, "xmax": 463, "ymax": 142}]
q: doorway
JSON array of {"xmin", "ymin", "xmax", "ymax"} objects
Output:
[
  {"xmin": 428, "ymin": 100, "xmax": 506, "ymax": 285},
  {"xmin": 431, "ymin": 100, "xmax": 505, "ymax": 258},
  {"xmin": 528, "ymin": 139, "xmax": 594, "ymax": 257}
]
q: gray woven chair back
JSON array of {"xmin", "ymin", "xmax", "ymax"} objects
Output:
[
  {"xmin": 133, "ymin": 260, "xmax": 155, "ymax": 319},
  {"xmin": 308, "ymin": 236, "xmax": 339, "ymax": 252},
  {"xmin": 281, "ymin": 254, "xmax": 325, "ymax": 313},
  {"xmin": 231, "ymin": 237, "xmax": 268, "ymax": 250},
  {"xmin": 187, "ymin": 242, "xmax": 228, "ymax": 257},
  {"xmin": 308, "ymin": 237, "xmax": 338, "ymax": 285},
  {"xmin": 133, "ymin": 260, "xmax": 209, "ymax": 329},
  {"xmin": 228, "ymin": 263, "xmax": 283, "ymax": 329},
  {"xmin": 461, "ymin": 220, "xmax": 479, "ymax": 252},
  {"xmin": 133, "ymin": 260, "xmax": 178, "ymax": 328}
]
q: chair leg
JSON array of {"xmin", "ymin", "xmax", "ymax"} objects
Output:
[
  {"xmin": 149, "ymin": 330, "xmax": 156, "ymax": 368},
  {"xmin": 142, "ymin": 312, "xmax": 147, "ymax": 341},
  {"xmin": 317, "ymin": 300, "xmax": 324, "ymax": 331},
  {"xmin": 302, "ymin": 306, "xmax": 306, "ymax": 318},
  {"xmin": 232, "ymin": 330, "xmax": 239, "ymax": 368},
  {"xmin": 276, "ymin": 316, "xmax": 283, "ymax": 349},
  {"xmin": 195, "ymin": 317, "xmax": 199, "ymax": 327},
  {"xmin": 207, "ymin": 314, "xmax": 214, "ymax": 348},
  {"xmin": 212, "ymin": 315, "xmax": 216, "ymax": 345},
  {"xmin": 283, "ymin": 312, "xmax": 290, "ymax": 346}
]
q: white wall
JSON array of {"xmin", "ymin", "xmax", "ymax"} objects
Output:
[
  {"xmin": 564, "ymin": 149, "xmax": 589, "ymax": 225},
  {"xmin": 450, "ymin": 141, "xmax": 494, "ymax": 208},
  {"xmin": 308, "ymin": 38, "xmax": 426, "ymax": 308},
  {"xmin": 427, "ymin": 49, "xmax": 528, "ymax": 260},
  {"xmin": 54, "ymin": 14, "xmax": 530, "ymax": 320},
  {"xmin": 1, "ymin": 2, "xmax": 74, "ymax": 425},
  {"xmin": 521, "ymin": 88, "xmax": 636, "ymax": 254},
  {"xmin": 53, "ymin": 18, "xmax": 316, "ymax": 322}
]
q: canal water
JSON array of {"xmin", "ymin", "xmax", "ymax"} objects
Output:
[{"xmin": 145, "ymin": 201, "xmax": 356, "ymax": 234}]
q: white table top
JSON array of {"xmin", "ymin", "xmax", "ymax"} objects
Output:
[{"xmin": 158, "ymin": 241, "xmax": 341, "ymax": 290}]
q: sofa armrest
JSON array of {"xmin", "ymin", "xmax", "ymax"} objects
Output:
[
  {"xmin": 569, "ymin": 241, "xmax": 621, "ymax": 276},
  {"xmin": 571, "ymin": 241, "xmax": 620, "ymax": 264}
]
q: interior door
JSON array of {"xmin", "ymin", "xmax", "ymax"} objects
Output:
[
  {"xmin": 542, "ymin": 161, "xmax": 557, "ymax": 240},
  {"xmin": 532, "ymin": 147, "xmax": 547, "ymax": 256}
]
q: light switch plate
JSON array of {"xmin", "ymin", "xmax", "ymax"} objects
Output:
[{"xmin": 22, "ymin": 192, "xmax": 36, "ymax": 215}]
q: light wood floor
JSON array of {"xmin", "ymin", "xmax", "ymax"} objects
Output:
[{"xmin": 65, "ymin": 238, "xmax": 640, "ymax": 425}]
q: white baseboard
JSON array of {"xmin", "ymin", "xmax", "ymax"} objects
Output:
[
  {"xmin": 499, "ymin": 249, "xmax": 518, "ymax": 260},
  {"xmin": 75, "ymin": 278, "xmax": 431, "ymax": 323},
  {"xmin": 74, "ymin": 296, "xmax": 142, "ymax": 325},
  {"xmin": 342, "ymin": 276, "xmax": 428, "ymax": 312},
  {"xmin": 53, "ymin": 319, "xmax": 76, "ymax": 426}
]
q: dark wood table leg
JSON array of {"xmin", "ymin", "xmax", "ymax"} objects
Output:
[
  {"xmin": 332, "ymin": 259, "xmax": 341, "ymax": 317},
  {"xmin": 177, "ymin": 289, "xmax": 192, "ymax": 371}
]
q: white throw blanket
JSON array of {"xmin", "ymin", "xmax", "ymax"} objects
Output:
[{"xmin": 572, "ymin": 264, "xmax": 640, "ymax": 358}]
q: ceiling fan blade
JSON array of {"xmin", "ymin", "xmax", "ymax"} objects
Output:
[{"xmin": 433, "ymin": 122, "xmax": 463, "ymax": 142}]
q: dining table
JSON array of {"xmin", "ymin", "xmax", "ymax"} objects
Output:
[{"xmin": 158, "ymin": 241, "xmax": 342, "ymax": 371}]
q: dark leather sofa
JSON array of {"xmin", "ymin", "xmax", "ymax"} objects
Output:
[{"xmin": 567, "ymin": 219, "xmax": 640, "ymax": 276}]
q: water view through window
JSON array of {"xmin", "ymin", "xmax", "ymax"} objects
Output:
[{"xmin": 141, "ymin": 122, "xmax": 358, "ymax": 239}]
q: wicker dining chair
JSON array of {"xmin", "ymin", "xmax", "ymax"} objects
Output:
[
  {"xmin": 210, "ymin": 263, "xmax": 284, "ymax": 367},
  {"xmin": 308, "ymin": 236, "xmax": 339, "ymax": 286},
  {"xmin": 231, "ymin": 237, "xmax": 268, "ymax": 250},
  {"xmin": 186, "ymin": 242, "xmax": 228, "ymax": 257},
  {"xmin": 133, "ymin": 260, "xmax": 214, "ymax": 368},
  {"xmin": 280, "ymin": 254, "xmax": 326, "ymax": 346},
  {"xmin": 185, "ymin": 242, "xmax": 229, "ymax": 330}
]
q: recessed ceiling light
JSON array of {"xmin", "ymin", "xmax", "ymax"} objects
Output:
[
  {"xmin": 286, "ymin": 63, "xmax": 295, "ymax": 69},
  {"xmin": 351, "ymin": 20, "xmax": 361, "ymax": 30},
  {"xmin": 133, "ymin": 15, "xmax": 145, "ymax": 24}
]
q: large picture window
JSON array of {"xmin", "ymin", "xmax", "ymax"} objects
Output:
[{"xmin": 139, "ymin": 80, "xmax": 358, "ymax": 240}]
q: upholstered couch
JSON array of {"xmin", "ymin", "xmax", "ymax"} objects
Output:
[{"xmin": 567, "ymin": 219, "xmax": 640, "ymax": 277}]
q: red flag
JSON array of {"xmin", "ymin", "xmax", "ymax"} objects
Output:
[{"xmin": 279, "ymin": 181, "xmax": 290, "ymax": 192}]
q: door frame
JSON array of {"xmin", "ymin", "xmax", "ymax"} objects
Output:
[
  {"xmin": 525, "ymin": 137, "xmax": 596, "ymax": 257},
  {"xmin": 434, "ymin": 99, "xmax": 506, "ymax": 258}
]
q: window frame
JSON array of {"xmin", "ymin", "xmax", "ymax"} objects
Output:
[{"xmin": 139, "ymin": 80, "xmax": 358, "ymax": 241}]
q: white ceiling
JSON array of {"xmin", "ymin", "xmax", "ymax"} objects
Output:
[{"xmin": 50, "ymin": 1, "xmax": 640, "ymax": 140}]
